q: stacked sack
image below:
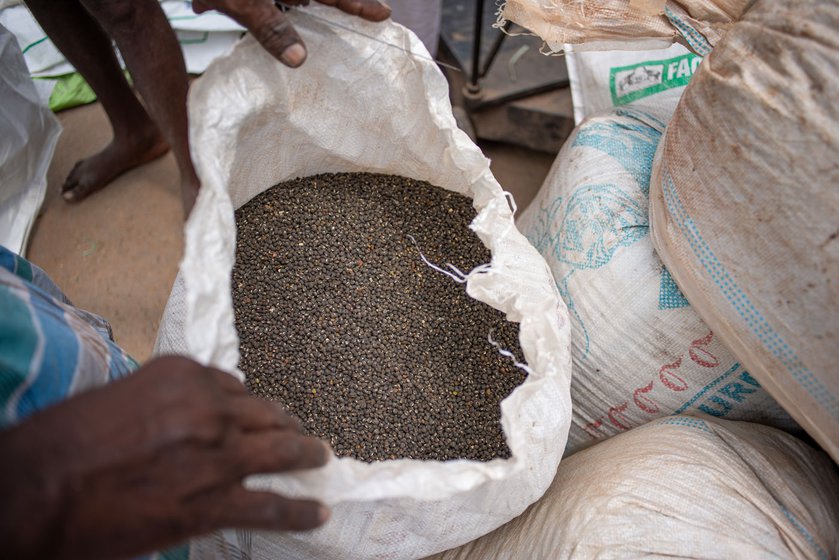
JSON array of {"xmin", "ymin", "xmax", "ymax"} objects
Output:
[
  {"xmin": 430, "ymin": 0, "xmax": 839, "ymax": 556},
  {"xmin": 426, "ymin": 415, "xmax": 839, "ymax": 559},
  {"xmin": 649, "ymin": 0, "xmax": 839, "ymax": 462},
  {"xmin": 516, "ymin": 105, "xmax": 797, "ymax": 454}
]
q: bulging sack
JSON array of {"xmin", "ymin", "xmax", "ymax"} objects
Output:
[
  {"xmin": 649, "ymin": 0, "xmax": 839, "ymax": 462},
  {"xmin": 154, "ymin": 7, "xmax": 571, "ymax": 560},
  {"xmin": 517, "ymin": 107, "xmax": 796, "ymax": 454},
  {"xmin": 427, "ymin": 415, "xmax": 839, "ymax": 559},
  {"xmin": 500, "ymin": 0, "xmax": 752, "ymax": 54}
]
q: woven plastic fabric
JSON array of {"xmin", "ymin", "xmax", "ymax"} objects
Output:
[
  {"xmin": 649, "ymin": 0, "xmax": 839, "ymax": 462},
  {"xmin": 428, "ymin": 416, "xmax": 839, "ymax": 559},
  {"xmin": 154, "ymin": 7, "xmax": 571, "ymax": 559},
  {"xmin": 499, "ymin": 0, "xmax": 752, "ymax": 53},
  {"xmin": 517, "ymin": 106, "xmax": 795, "ymax": 454}
]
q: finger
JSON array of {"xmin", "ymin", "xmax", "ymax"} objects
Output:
[
  {"xmin": 314, "ymin": 0, "xmax": 391, "ymax": 22},
  {"xmin": 206, "ymin": 367, "xmax": 249, "ymax": 395},
  {"xmin": 149, "ymin": 355, "xmax": 247, "ymax": 395},
  {"xmin": 229, "ymin": 395, "xmax": 303, "ymax": 432},
  {"xmin": 62, "ymin": 183, "xmax": 80, "ymax": 202},
  {"xmin": 202, "ymin": 487, "xmax": 329, "ymax": 531},
  {"xmin": 192, "ymin": 0, "xmax": 211, "ymax": 14},
  {"xmin": 215, "ymin": 0, "xmax": 308, "ymax": 67},
  {"xmin": 232, "ymin": 431, "xmax": 331, "ymax": 476},
  {"xmin": 62, "ymin": 162, "xmax": 82, "ymax": 200}
]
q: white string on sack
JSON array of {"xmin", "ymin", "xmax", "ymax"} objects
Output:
[
  {"xmin": 502, "ymin": 191, "xmax": 518, "ymax": 215},
  {"xmin": 406, "ymin": 234, "xmax": 492, "ymax": 284},
  {"xmin": 488, "ymin": 328, "xmax": 535, "ymax": 376},
  {"xmin": 284, "ymin": 4, "xmax": 463, "ymax": 72}
]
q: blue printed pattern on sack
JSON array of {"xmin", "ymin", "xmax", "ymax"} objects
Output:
[
  {"xmin": 657, "ymin": 416, "xmax": 712, "ymax": 433},
  {"xmin": 659, "ymin": 266, "xmax": 690, "ymax": 309},
  {"xmin": 780, "ymin": 506, "xmax": 829, "ymax": 560},
  {"xmin": 696, "ymin": 370, "xmax": 762, "ymax": 418},
  {"xmin": 672, "ymin": 365, "xmax": 763, "ymax": 417},
  {"xmin": 553, "ymin": 184, "xmax": 648, "ymax": 356},
  {"xmin": 557, "ymin": 184, "xmax": 648, "ymax": 270},
  {"xmin": 664, "ymin": 7, "xmax": 713, "ymax": 56},
  {"xmin": 571, "ymin": 108, "xmax": 664, "ymax": 194},
  {"xmin": 527, "ymin": 108, "xmax": 679, "ymax": 356},
  {"xmin": 659, "ymin": 170, "xmax": 839, "ymax": 420}
]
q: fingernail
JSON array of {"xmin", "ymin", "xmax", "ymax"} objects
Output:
[
  {"xmin": 281, "ymin": 43, "xmax": 307, "ymax": 67},
  {"xmin": 318, "ymin": 505, "xmax": 331, "ymax": 524},
  {"xmin": 63, "ymin": 190, "xmax": 75, "ymax": 201}
]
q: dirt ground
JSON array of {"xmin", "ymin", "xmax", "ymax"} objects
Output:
[{"xmin": 26, "ymin": 102, "xmax": 555, "ymax": 363}]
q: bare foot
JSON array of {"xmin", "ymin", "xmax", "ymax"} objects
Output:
[{"xmin": 62, "ymin": 128, "xmax": 170, "ymax": 202}]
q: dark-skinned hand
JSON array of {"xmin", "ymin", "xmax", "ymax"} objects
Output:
[
  {"xmin": 0, "ymin": 356, "xmax": 330, "ymax": 560},
  {"xmin": 192, "ymin": 0, "xmax": 392, "ymax": 67}
]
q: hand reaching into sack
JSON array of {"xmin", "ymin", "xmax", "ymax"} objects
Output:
[
  {"xmin": 0, "ymin": 356, "xmax": 331, "ymax": 560},
  {"xmin": 193, "ymin": 0, "xmax": 392, "ymax": 67}
]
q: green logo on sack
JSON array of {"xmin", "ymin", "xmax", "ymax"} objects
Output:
[{"xmin": 609, "ymin": 53, "xmax": 702, "ymax": 106}]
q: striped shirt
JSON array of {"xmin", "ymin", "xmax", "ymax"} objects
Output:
[
  {"xmin": 0, "ymin": 246, "xmax": 193, "ymax": 559},
  {"xmin": 0, "ymin": 244, "xmax": 137, "ymax": 426}
]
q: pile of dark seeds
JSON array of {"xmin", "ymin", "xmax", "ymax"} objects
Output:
[{"xmin": 232, "ymin": 172, "xmax": 526, "ymax": 462}]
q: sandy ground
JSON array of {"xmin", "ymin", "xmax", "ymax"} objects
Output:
[{"xmin": 26, "ymin": 102, "xmax": 554, "ymax": 363}]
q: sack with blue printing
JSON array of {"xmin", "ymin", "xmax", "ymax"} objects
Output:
[
  {"xmin": 650, "ymin": 0, "xmax": 839, "ymax": 463},
  {"xmin": 426, "ymin": 415, "xmax": 839, "ymax": 560},
  {"xmin": 516, "ymin": 106, "xmax": 798, "ymax": 454}
]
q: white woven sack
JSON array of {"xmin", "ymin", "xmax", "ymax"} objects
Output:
[
  {"xmin": 565, "ymin": 43, "xmax": 701, "ymax": 124},
  {"xmin": 0, "ymin": 23, "xmax": 60, "ymax": 256},
  {"xmin": 517, "ymin": 106, "xmax": 796, "ymax": 454},
  {"xmin": 427, "ymin": 415, "xmax": 839, "ymax": 560},
  {"xmin": 500, "ymin": 0, "xmax": 752, "ymax": 55},
  {"xmin": 154, "ymin": 7, "xmax": 571, "ymax": 560},
  {"xmin": 649, "ymin": 0, "xmax": 839, "ymax": 462}
]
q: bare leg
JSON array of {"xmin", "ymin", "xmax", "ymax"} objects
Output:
[
  {"xmin": 80, "ymin": 0, "xmax": 200, "ymax": 214},
  {"xmin": 25, "ymin": 0, "xmax": 169, "ymax": 203}
]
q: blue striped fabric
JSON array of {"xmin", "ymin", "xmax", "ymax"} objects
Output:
[
  {"xmin": 0, "ymin": 245, "xmax": 138, "ymax": 428},
  {"xmin": 0, "ymin": 246, "xmax": 191, "ymax": 558}
]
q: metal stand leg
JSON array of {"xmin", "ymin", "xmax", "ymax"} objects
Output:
[
  {"xmin": 466, "ymin": 0, "xmax": 484, "ymax": 96},
  {"xmin": 480, "ymin": 20, "xmax": 512, "ymax": 79}
]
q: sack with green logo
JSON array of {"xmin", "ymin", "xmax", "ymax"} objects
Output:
[{"xmin": 566, "ymin": 43, "xmax": 701, "ymax": 124}]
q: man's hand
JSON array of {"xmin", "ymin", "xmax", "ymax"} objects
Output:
[
  {"xmin": 0, "ymin": 356, "xmax": 330, "ymax": 560},
  {"xmin": 192, "ymin": 0, "xmax": 392, "ymax": 67}
]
